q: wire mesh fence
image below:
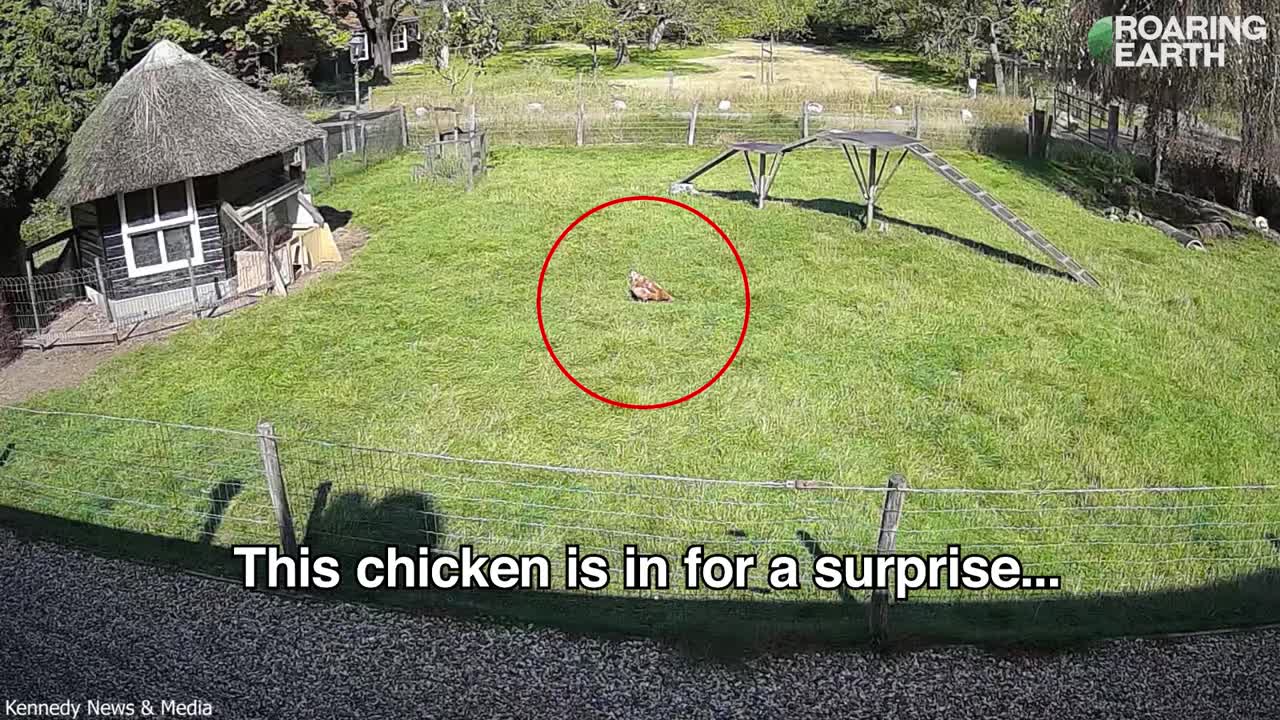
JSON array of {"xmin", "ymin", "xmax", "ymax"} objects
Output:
[
  {"xmin": 1, "ymin": 405, "xmax": 1276, "ymax": 607},
  {"xmin": 0, "ymin": 207, "xmax": 279, "ymax": 349},
  {"xmin": 396, "ymin": 90, "xmax": 1035, "ymax": 153},
  {"xmin": 305, "ymin": 108, "xmax": 410, "ymax": 193}
]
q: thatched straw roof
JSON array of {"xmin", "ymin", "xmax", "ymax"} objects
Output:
[{"xmin": 50, "ymin": 41, "xmax": 325, "ymax": 206}]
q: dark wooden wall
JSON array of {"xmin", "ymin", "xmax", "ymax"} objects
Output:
[
  {"xmin": 71, "ymin": 201, "xmax": 104, "ymax": 293},
  {"xmin": 82, "ymin": 175, "xmax": 229, "ymax": 301},
  {"xmin": 218, "ymin": 154, "xmax": 290, "ymax": 208}
]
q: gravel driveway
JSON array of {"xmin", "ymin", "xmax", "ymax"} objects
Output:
[{"xmin": 2, "ymin": 528, "xmax": 1277, "ymax": 719}]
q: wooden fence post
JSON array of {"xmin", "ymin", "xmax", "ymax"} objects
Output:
[
  {"xmin": 912, "ymin": 99, "xmax": 921, "ymax": 139},
  {"xmin": 465, "ymin": 135, "xmax": 476, "ymax": 192},
  {"xmin": 257, "ymin": 421, "xmax": 298, "ymax": 556},
  {"xmin": 93, "ymin": 257, "xmax": 118, "ymax": 343},
  {"xmin": 24, "ymin": 260, "xmax": 42, "ymax": 342},
  {"xmin": 186, "ymin": 257, "xmax": 200, "ymax": 318},
  {"xmin": 801, "ymin": 100, "xmax": 810, "ymax": 138},
  {"xmin": 322, "ymin": 135, "xmax": 332, "ymax": 186},
  {"xmin": 869, "ymin": 473, "xmax": 908, "ymax": 646},
  {"xmin": 667, "ymin": 70, "xmax": 675, "ymax": 97},
  {"xmin": 361, "ymin": 122, "xmax": 369, "ymax": 169},
  {"xmin": 399, "ymin": 105, "xmax": 410, "ymax": 150},
  {"xmin": 687, "ymin": 101, "xmax": 700, "ymax": 146},
  {"xmin": 576, "ymin": 102, "xmax": 586, "ymax": 147}
]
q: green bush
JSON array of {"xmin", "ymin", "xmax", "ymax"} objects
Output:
[{"xmin": 264, "ymin": 63, "xmax": 319, "ymax": 108}]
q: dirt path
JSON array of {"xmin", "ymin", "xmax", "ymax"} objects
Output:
[
  {"xmin": 2, "ymin": 527, "xmax": 1277, "ymax": 719},
  {"xmin": 620, "ymin": 40, "xmax": 944, "ymax": 98}
]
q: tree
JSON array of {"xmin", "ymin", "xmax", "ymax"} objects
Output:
[
  {"xmin": 0, "ymin": 1, "xmax": 104, "ymax": 275},
  {"xmin": 747, "ymin": 0, "xmax": 815, "ymax": 44},
  {"xmin": 564, "ymin": 1, "xmax": 614, "ymax": 71},
  {"xmin": 92, "ymin": 0, "xmax": 344, "ymax": 83},
  {"xmin": 1225, "ymin": 0, "xmax": 1280, "ymax": 212},
  {"xmin": 339, "ymin": 0, "xmax": 414, "ymax": 81},
  {"xmin": 640, "ymin": 0, "xmax": 723, "ymax": 50},
  {"xmin": 421, "ymin": 0, "xmax": 502, "ymax": 93}
]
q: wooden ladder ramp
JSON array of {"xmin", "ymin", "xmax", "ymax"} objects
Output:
[{"xmin": 905, "ymin": 142, "xmax": 1100, "ymax": 287}]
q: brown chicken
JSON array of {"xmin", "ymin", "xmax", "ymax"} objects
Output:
[{"xmin": 628, "ymin": 271, "xmax": 674, "ymax": 302}]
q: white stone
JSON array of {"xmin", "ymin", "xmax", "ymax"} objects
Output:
[
  {"xmin": 718, "ymin": 99, "xmax": 732, "ymax": 111},
  {"xmin": 961, "ymin": 109, "xmax": 975, "ymax": 123},
  {"xmin": 1254, "ymin": 216, "xmax": 1270, "ymax": 232},
  {"xmin": 806, "ymin": 102, "xmax": 824, "ymax": 114},
  {"xmin": 415, "ymin": 107, "xmax": 429, "ymax": 118},
  {"xmin": 526, "ymin": 102, "xmax": 545, "ymax": 112},
  {"xmin": 612, "ymin": 99, "xmax": 627, "ymax": 111},
  {"xmin": 891, "ymin": 105, "xmax": 904, "ymax": 115}
]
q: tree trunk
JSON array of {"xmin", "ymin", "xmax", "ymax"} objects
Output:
[
  {"xmin": 1235, "ymin": 105, "xmax": 1260, "ymax": 214},
  {"xmin": 438, "ymin": 0, "xmax": 451, "ymax": 70},
  {"xmin": 373, "ymin": 23, "xmax": 394, "ymax": 81},
  {"xmin": 1235, "ymin": 174, "xmax": 1254, "ymax": 215},
  {"xmin": 613, "ymin": 37, "xmax": 630, "ymax": 67},
  {"xmin": 989, "ymin": 38, "xmax": 1006, "ymax": 97},
  {"xmin": 1151, "ymin": 123, "xmax": 1166, "ymax": 189},
  {"xmin": 590, "ymin": 43, "xmax": 599, "ymax": 71},
  {"xmin": 647, "ymin": 17, "xmax": 668, "ymax": 52},
  {"xmin": 0, "ymin": 202, "xmax": 32, "ymax": 278}
]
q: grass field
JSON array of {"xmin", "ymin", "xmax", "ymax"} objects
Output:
[{"xmin": 4, "ymin": 146, "xmax": 1280, "ymax": 648}]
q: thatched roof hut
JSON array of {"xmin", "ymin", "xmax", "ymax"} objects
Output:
[
  {"xmin": 50, "ymin": 40, "xmax": 324, "ymax": 207},
  {"xmin": 49, "ymin": 40, "xmax": 331, "ymax": 323}
]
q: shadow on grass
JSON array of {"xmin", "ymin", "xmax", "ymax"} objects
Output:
[
  {"xmin": 198, "ymin": 479, "xmax": 243, "ymax": 545},
  {"xmin": 834, "ymin": 43, "xmax": 957, "ymax": 90},
  {"xmin": 489, "ymin": 45, "xmax": 721, "ymax": 78},
  {"xmin": 707, "ymin": 189, "xmax": 1072, "ymax": 281},
  {"xmin": 4, "ymin": 503, "xmax": 1280, "ymax": 659}
]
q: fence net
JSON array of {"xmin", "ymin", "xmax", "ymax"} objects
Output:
[
  {"xmin": 305, "ymin": 108, "xmax": 409, "ymax": 193},
  {"xmin": 1, "ymin": 405, "xmax": 1276, "ymax": 604}
]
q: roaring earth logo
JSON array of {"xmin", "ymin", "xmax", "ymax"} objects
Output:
[{"xmin": 1088, "ymin": 14, "xmax": 1268, "ymax": 67}]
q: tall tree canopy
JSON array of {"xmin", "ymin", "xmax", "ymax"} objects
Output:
[{"xmin": 0, "ymin": 1, "xmax": 105, "ymax": 273}]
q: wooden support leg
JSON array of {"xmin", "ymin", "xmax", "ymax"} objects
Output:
[
  {"xmin": 761, "ymin": 154, "xmax": 785, "ymax": 207},
  {"xmin": 677, "ymin": 148, "xmax": 740, "ymax": 186},
  {"xmin": 757, "ymin": 154, "xmax": 768, "ymax": 209},
  {"xmin": 866, "ymin": 148, "xmax": 879, "ymax": 229}
]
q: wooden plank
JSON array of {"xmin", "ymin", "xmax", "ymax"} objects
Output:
[
  {"xmin": 676, "ymin": 148, "xmax": 739, "ymax": 185},
  {"xmin": 257, "ymin": 421, "xmax": 299, "ymax": 556}
]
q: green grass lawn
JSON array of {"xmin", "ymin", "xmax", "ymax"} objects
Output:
[
  {"xmin": 375, "ymin": 43, "xmax": 726, "ymax": 108},
  {"xmin": 4, "ymin": 146, "xmax": 1280, "ymax": 648}
]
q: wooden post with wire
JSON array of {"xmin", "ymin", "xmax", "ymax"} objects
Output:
[
  {"xmin": 257, "ymin": 421, "xmax": 298, "ymax": 556},
  {"xmin": 687, "ymin": 101, "xmax": 700, "ymax": 146},
  {"xmin": 185, "ymin": 257, "xmax": 200, "ymax": 318},
  {"xmin": 869, "ymin": 473, "xmax": 908, "ymax": 646},
  {"xmin": 24, "ymin": 260, "xmax": 42, "ymax": 344},
  {"xmin": 93, "ymin": 257, "xmax": 119, "ymax": 344},
  {"xmin": 321, "ymin": 134, "xmax": 332, "ymax": 186}
]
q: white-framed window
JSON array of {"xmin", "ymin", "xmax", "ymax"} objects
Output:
[
  {"xmin": 392, "ymin": 24, "xmax": 410, "ymax": 53},
  {"xmin": 116, "ymin": 179, "xmax": 205, "ymax": 279}
]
